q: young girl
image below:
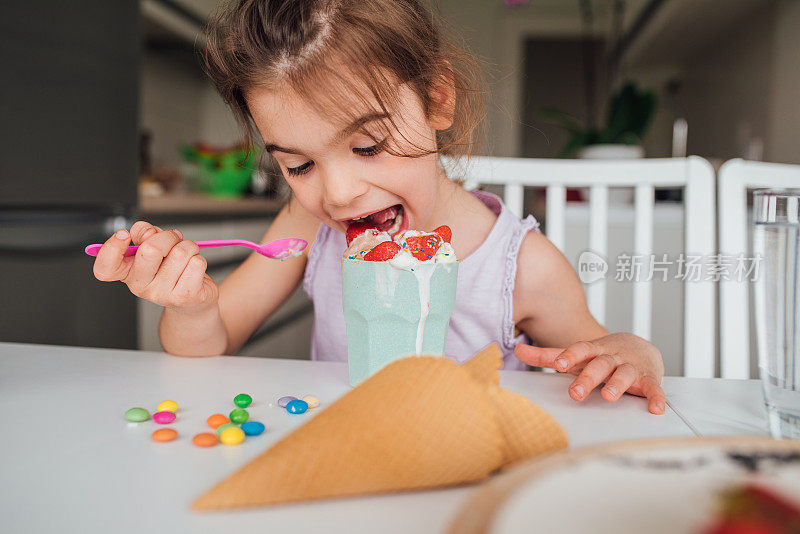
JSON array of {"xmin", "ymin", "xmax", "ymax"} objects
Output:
[{"xmin": 92, "ymin": 0, "xmax": 665, "ymax": 414}]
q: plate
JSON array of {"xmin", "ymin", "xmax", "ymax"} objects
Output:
[{"xmin": 448, "ymin": 437, "xmax": 800, "ymax": 534}]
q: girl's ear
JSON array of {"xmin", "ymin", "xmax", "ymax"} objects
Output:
[{"xmin": 428, "ymin": 63, "xmax": 455, "ymax": 130}]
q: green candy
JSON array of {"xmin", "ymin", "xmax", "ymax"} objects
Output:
[
  {"xmin": 229, "ymin": 408, "xmax": 250, "ymax": 424},
  {"xmin": 216, "ymin": 422, "xmax": 238, "ymax": 435},
  {"xmin": 233, "ymin": 393, "xmax": 252, "ymax": 408},
  {"xmin": 124, "ymin": 407, "xmax": 150, "ymax": 422}
]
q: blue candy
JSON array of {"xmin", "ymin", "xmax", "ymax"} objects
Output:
[
  {"xmin": 240, "ymin": 421, "xmax": 265, "ymax": 436},
  {"xmin": 286, "ymin": 399, "xmax": 309, "ymax": 414}
]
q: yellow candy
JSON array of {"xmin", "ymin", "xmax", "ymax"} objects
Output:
[
  {"xmin": 219, "ymin": 426, "xmax": 245, "ymax": 445},
  {"xmin": 302, "ymin": 395, "xmax": 320, "ymax": 409},
  {"xmin": 157, "ymin": 400, "xmax": 178, "ymax": 413}
]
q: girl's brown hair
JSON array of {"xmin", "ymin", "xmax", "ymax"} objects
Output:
[{"xmin": 203, "ymin": 0, "xmax": 485, "ymax": 160}]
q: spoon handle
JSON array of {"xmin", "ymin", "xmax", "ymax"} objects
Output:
[{"xmin": 84, "ymin": 239, "xmax": 258, "ymax": 257}]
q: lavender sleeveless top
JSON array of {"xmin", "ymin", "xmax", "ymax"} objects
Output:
[{"xmin": 302, "ymin": 190, "xmax": 540, "ymax": 370}]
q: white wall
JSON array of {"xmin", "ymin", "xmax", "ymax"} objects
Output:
[
  {"xmin": 623, "ymin": 1, "xmax": 800, "ymax": 165},
  {"xmin": 199, "ymin": 85, "xmax": 243, "ymax": 146},
  {"xmin": 677, "ymin": 5, "xmax": 775, "ymax": 163},
  {"xmin": 767, "ymin": 0, "xmax": 800, "ymax": 164},
  {"xmin": 436, "ymin": 1, "xmax": 598, "ymax": 157},
  {"xmin": 140, "ymin": 50, "xmax": 243, "ymax": 169},
  {"xmin": 140, "ymin": 51, "xmax": 204, "ymax": 168},
  {"xmin": 439, "ymin": 1, "xmax": 800, "ymax": 164}
]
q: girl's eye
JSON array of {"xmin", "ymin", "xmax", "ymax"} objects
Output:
[
  {"xmin": 286, "ymin": 161, "xmax": 313, "ymax": 176},
  {"xmin": 353, "ymin": 139, "xmax": 386, "ymax": 157}
]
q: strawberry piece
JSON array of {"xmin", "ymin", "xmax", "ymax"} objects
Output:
[
  {"xmin": 701, "ymin": 483, "xmax": 800, "ymax": 534},
  {"xmin": 346, "ymin": 222, "xmax": 373, "ymax": 245},
  {"xmin": 703, "ymin": 518, "xmax": 781, "ymax": 534},
  {"xmin": 740, "ymin": 483, "xmax": 800, "ymax": 520},
  {"xmin": 405, "ymin": 233, "xmax": 442, "ymax": 261},
  {"xmin": 363, "ymin": 241, "xmax": 402, "ymax": 261},
  {"xmin": 433, "ymin": 225, "xmax": 452, "ymax": 243}
]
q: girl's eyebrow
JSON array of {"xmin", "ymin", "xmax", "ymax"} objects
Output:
[{"xmin": 264, "ymin": 112, "xmax": 390, "ymax": 154}]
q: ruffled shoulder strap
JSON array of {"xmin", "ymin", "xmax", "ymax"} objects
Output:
[
  {"xmin": 500, "ymin": 213, "xmax": 541, "ymax": 351},
  {"xmin": 302, "ymin": 223, "xmax": 334, "ymax": 298}
]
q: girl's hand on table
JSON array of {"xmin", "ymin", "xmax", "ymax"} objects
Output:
[
  {"xmin": 514, "ymin": 333, "xmax": 666, "ymax": 415},
  {"xmin": 92, "ymin": 221, "xmax": 219, "ymax": 315}
]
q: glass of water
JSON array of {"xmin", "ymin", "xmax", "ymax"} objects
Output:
[{"xmin": 752, "ymin": 189, "xmax": 800, "ymax": 439}]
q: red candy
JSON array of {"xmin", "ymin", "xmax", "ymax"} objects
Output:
[
  {"xmin": 405, "ymin": 234, "xmax": 442, "ymax": 261},
  {"xmin": 363, "ymin": 241, "xmax": 402, "ymax": 261},
  {"xmin": 346, "ymin": 222, "xmax": 372, "ymax": 245},
  {"xmin": 433, "ymin": 225, "xmax": 452, "ymax": 243}
]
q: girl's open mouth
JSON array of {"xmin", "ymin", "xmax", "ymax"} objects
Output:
[{"xmin": 347, "ymin": 204, "xmax": 407, "ymax": 236}]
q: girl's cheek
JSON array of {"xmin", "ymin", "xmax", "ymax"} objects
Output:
[{"xmin": 290, "ymin": 180, "xmax": 327, "ymax": 214}]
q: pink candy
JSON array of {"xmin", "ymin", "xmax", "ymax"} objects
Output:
[{"xmin": 153, "ymin": 411, "xmax": 176, "ymax": 424}]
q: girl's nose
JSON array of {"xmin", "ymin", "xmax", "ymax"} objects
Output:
[{"xmin": 321, "ymin": 166, "xmax": 369, "ymax": 208}]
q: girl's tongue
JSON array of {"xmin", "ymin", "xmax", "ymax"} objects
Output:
[
  {"xmin": 367, "ymin": 205, "xmax": 398, "ymax": 229},
  {"xmin": 345, "ymin": 205, "xmax": 407, "ymax": 245},
  {"xmin": 350, "ymin": 205, "xmax": 401, "ymax": 233}
]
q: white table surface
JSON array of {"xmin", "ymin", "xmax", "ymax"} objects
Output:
[{"xmin": 0, "ymin": 343, "xmax": 769, "ymax": 534}]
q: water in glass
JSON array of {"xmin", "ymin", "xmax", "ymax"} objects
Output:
[{"xmin": 753, "ymin": 190, "xmax": 800, "ymax": 439}]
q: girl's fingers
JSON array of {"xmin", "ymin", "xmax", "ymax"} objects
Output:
[
  {"xmin": 601, "ymin": 362, "xmax": 637, "ymax": 402},
  {"xmin": 554, "ymin": 340, "xmax": 607, "ymax": 372},
  {"xmin": 641, "ymin": 375, "xmax": 667, "ymax": 415},
  {"xmin": 568, "ymin": 354, "xmax": 616, "ymax": 401},
  {"xmin": 92, "ymin": 229, "xmax": 134, "ymax": 282},
  {"xmin": 124, "ymin": 230, "xmax": 183, "ymax": 294},
  {"xmin": 171, "ymin": 256, "xmax": 209, "ymax": 308},
  {"xmin": 513, "ymin": 344, "xmax": 564, "ymax": 369},
  {"xmin": 148, "ymin": 240, "xmax": 201, "ymax": 300},
  {"xmin": 129, "ymin": 221, "xmax": 169, "ymax": 245}
]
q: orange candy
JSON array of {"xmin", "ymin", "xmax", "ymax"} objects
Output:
[
  {"xmin": 192, "ymin": 432, "xmax": 218, "ymax": 447},
  {"xmin": 151, "ymin": 428, "xmax": 177, "ymax": 442},
  {"xmin": 206, "ymin": 413, "xmax": 229, "ymax": 429}
]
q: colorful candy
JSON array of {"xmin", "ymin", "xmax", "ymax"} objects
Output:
[
  {"xmin": 125, "ymin": 393, "xmax": 280, "ymax": 446},
  {"xmin": 229, "ymin": 408, "xmax": 249, "ymax": 424},
  {"xmin": 233, "ymin": 393, "xmax": 252, "ymax": 408},
  {"xmin": 151, "ymin": 428, "xmax": 177, "ymax": 442},
  {"xmin": 156, "ymin": 400, "xmax": 178, "ymax": 412},
  {"xmin": 153, "ymin": 411, "xmax": 176, "ymax": 424},
  {"xmin": 206, "ymin": 413, "xmax": 229, "ymax": 429},
  {"xmin": 240, "ymin": 421, "xmax": 265, "ymax": 436},
  {"xmin": 302, "ymin": 395, "xmax": 320, "ymax": 409},
  {"xmin": 219, "ymin": 426, "xmax": 245, "ymax": 445},
  {"xmin": 192, "ymin": 432, "xmax": 218, "ymax": 447},
  {"xmin": 278, "ymin": 396, "xmax": 297, "ymax": 407},
  {"xmin": 216, "ymin": 422, "xmax": 238, "ymax": 436},
  {"xmin": 286, "ymin": 399, "xmax": 309, "ymax": 414},
  {"xmin": 124, "ymin": 407, "xmax": 150, "ymax": 422}
]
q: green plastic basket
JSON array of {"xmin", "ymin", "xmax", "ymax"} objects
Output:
[{"xmin": 182, "ymin": 145, "xmax": 257, "ymax": 198}]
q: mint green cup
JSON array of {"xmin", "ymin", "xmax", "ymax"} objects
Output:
[{"xmin": 342, "ymin": 258, "xmax": 458, "ymax": 386}]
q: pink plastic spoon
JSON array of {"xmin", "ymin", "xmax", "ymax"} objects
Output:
[{"xmin": 84, "ymin": 238, "xmax": 308, "ymax": 259}]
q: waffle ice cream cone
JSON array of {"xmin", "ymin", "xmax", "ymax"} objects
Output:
[{"xmin": 193, "ymin": 344, "xmax": 568, "ymax": 510}]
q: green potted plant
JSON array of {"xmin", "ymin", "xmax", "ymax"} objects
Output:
[{"xmin": 539, "ymin": 81, "xmax": 657, "ymax": 160}]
